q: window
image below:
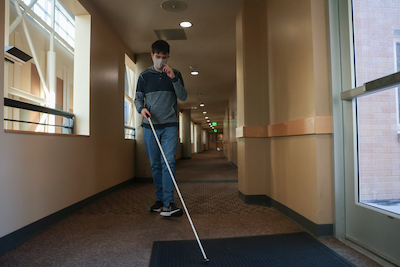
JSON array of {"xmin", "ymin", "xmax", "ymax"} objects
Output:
[
  {"xmin": 353, "ymin": 0, "xmax": 400, "ymax": 214},
  {"xmin": 4, "ymin": 0, "xmax": 90, "ymax": 135},
  {"xmin": 124, "ymin": 55, "xmax": 136, "ymax": 139},
  {"xmin": 55, "ymin": 2, "xmax": 75, "ymax": 47},
  {"xmin": 20, "ymin": 0, "xmax": 75, "ymax": 49},
  {"xmin": 397, "ymin": 42, "xmax": 400, "ymax": 129}
]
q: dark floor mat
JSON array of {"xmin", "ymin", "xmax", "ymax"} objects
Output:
[{"xmin": 150, "ymin": 232, "xmax": 355, "ymax": 267}]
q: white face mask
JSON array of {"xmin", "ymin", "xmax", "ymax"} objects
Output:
[{"xmin": 153, "ymin": 58, "xmax": 167, "ymax": 69}]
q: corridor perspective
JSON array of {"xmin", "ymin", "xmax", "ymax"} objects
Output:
[
  {"xmin": 0, "ymin": 151, "xmax": 380, "ymax": 266},
  {"xmin": 2, "ymin": 0, "xmax": 400, "ymax": 266}
]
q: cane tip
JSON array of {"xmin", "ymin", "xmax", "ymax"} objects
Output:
[{"xmin": 204, "ymin": 258, "xmax": 210, "ymax": 263}]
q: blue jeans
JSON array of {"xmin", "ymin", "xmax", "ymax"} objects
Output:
[{"xmin": 143, "ymin": 126, "xmax": 178, "ymax": 206}]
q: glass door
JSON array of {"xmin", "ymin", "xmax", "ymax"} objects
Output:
[{"xmin": 340, "ymin": 0, "xmax": 400, "ymax": 264}]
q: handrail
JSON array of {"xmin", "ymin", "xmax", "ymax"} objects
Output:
[
  {"xmin": 4, "ymin": 97, "xmax": 75, "ymax": 134},
  {"xmin": 341, "ymin": 71, "xmax": 400, "ymax": 100},
  {"xmin": 124, "ymin": 125, "xmax": 135, "ymax": 139},
  {"xmin": 4, "ymin": 97, "xmax": 74, "ymax": 118}
]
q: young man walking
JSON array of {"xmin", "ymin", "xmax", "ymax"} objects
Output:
[{"xmin": 134, "ymin": 40, "xmax": 187, "ymax": 217}]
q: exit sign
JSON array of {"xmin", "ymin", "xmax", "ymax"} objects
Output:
[{"xmin": 212, "ymin": 122, "xmax": 217, "ymax": 126}]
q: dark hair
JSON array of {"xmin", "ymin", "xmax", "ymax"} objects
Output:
[{"xmin": 151, "ymin": 40, "xmax": 170, "ymax": 55}]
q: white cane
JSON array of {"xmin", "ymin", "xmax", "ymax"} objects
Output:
[{"xmin": 148, "ymin": 118, "xmax": 209, "ymax": 263}]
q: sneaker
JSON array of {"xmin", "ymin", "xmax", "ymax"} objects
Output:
[
  {"xmin": 150, "ymin": 201, "xmax": 163, "ymax": 212},
  {"xmin": 160, "ymin": 203, "xmax": 183, "ymax": 217}
]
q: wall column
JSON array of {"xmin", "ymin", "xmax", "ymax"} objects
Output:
[
  {"xmin": 194, "ymin": 123, "xmax": 202, "ymax": 153},
  {"xmin": 134, "ymin": 53, "xmax": 152, "ymax": 178},
  {"xmin": 236, "ymin": 0, "xmax": 271, "ymax": 202},
  {"xmin": 203, "ymin": 129, "xmax": 209, "ymax": 151},
  {"xmin": 181, "ymin": 109, "xmax": 191, "ymax": 159}
]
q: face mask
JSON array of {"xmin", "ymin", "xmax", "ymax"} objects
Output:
[{"xmin": 153, "ymin": 58, "xmax": 167, "ymax": 69}]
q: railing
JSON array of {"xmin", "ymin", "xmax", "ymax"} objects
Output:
[
  {"xmin": 124, "ymin": 125, "xmax": 135, "ymax": 139},
  {"xmin": 4, "ymin": 97, "xmax": 75, "ymax": 134}
]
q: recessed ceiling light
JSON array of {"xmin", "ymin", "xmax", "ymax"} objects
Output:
[
  {"xmin": 180, "ymin": 21, "xmax": 192, "ymax": 28},
  {"xmin": 203, "ymin": 111, "xmax": 207, "ymax": 114},
  {"xmin": 191, "ymin": 71, "xmax": 199, "ymax": 76},
  {"xmin": 205, "ymin": 116, "xmax": 209, "ymax": 119},
  {"xmin": 200, "ymin": 103, "xmax": 205, "ymax": 107}
]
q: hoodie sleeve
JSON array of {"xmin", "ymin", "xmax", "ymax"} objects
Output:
[
  {"xmin": 171, "ymin": 70, "xmax": 187, "ymax": 101},
  {"xmin": 134, "ymin": 74, "xmax": 145, "ymax": 114}
]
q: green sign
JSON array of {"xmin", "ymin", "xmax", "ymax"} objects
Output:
[
  {"xmin": 214, "ymin": 129, "xmax": 217, "ymax": 132},
  {"xmin": 212, "ymin": 122, "xmax": 217, "ymax": 126}
]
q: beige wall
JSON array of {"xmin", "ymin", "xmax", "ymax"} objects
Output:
[
  {"xmin": 0, "ymin": 0, "xmax": 135, "ymax": 238},
  {"xmin": 224, "ymin": 87, "xmax": 238, "ymax": 166},
  {"xmin": 233, "ymin": 0, "xmax": 333, "ymax": 226}
]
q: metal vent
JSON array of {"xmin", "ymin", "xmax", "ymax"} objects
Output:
[
  {"xmin": 160, "ymin": 0, "xmax": 187, "ymax": 12},
  {"xmin": 4, "ymin": 46, "xmax": 32, "ymax": 65},
  {"xmin": 154, "ymin": 29, "xmax": 187, "ymax": 40}
]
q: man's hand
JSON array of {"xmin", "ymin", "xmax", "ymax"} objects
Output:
[
  {"xmin": 162, "ymin": 63, "xmax": 176, "ymax": 79},
  {"xmin": 141, "ymin": 108, "xmax": 151, "ymax": 121}
]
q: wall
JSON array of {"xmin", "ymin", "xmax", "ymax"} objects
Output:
[
  {"xmin": 224, "ymin": 87, "xmax": 238, "ymax": 166},
  {"xmin": 233, "ymin": 0, "xmax": 333, "ymax": 235},
  {"xmin": 0, "ymin": 0, "xmax": 135, "ymax": 240},
  {"xmin": 268, "ymin": 0, "xmax": 332, "ymax": 225}
]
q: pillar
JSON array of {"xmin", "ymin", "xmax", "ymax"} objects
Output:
[
  {"xmin": 236, "ymin": 0, "xmax": 271, "ymax": 202},
  {"xmin": 181, "ymin": 109, "xmax": 191, "ymax": 159},
  {"xmin": 203, "ymin": 129, "xmax": 209, "ymax": 150},
  {"xmin": 194, "ymin": 123, "xmax": 202, "ymax": 153}
]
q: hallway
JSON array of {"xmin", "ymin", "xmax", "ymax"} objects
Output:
[{"xmin": 0, "ymin": 151, "xmax": 380, "ymax": 266}]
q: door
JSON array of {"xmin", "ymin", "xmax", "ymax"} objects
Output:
[{"xmin": 340, "ymin": 0, "xmax": 400, "ymax": 265}]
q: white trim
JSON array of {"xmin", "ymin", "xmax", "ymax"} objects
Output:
[{"xmin": 8, "ymin": 86, "xmax": 49, "ymax": 105}]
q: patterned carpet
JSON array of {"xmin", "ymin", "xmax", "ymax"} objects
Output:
[
  {"xmin": 78, "ymin": 182, "xmax": 272, "ymax": 215},
  {"xmin": 0, "ymin": 151, "xmax": 382, "ymax": 267}
]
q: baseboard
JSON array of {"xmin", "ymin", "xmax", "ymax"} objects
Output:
[
  {"xmin": 230, "ymin": 161, "xmax": 238, "ymax": 170},
  {"xmin": 238, "ymin": 191, "xmax": 271, "ymax": 206},
  {"xmin": 0, "ymin": 178, "xmax": 135, "ymax": 255},
  {"xmin": 238, "ymin": 191, "xmax": 333, "ymax": 238}
]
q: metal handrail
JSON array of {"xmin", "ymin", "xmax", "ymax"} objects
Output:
[
  {"xmin": 4, "ymin": 97, "xmax": 75, "ymax": 134},
  {"xmin": 124, "ymin": 125, "xmax": 135, "ymax": 139}
]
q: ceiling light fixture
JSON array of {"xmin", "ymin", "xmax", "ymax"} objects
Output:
[
  {"xmin": 180, "ymin": 21, "xmax": 192, "ymax": 28},
  {"xmin": 203, "ymin": 111, "xmax": 207, "ymax": 114},
  {"xmin": 200, "ymin": 103, "xmax": 205, "ymax": 107},
  {"xmin": 205, "ymin": 116, "xmax": 209, "ymax": 119},
  {"xmin": 191, "ymin": 70, "xmax": 199, "ymax": 76}
]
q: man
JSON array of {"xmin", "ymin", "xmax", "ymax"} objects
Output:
[{"xmin": 134, "ymin": 40, "xmax": 187, "ymax": 217}]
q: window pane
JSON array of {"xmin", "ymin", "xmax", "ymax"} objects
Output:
[
  {"xmin": 353, "ymin": 0, "xmax": 399, "ymax": 86},
  {"xmin": 353, "ymin": 0, "xmax": 400, "ymax": 215},
  {"xmin": 357, "ymin": 88, "xmax": 400, "ymax": 215}
]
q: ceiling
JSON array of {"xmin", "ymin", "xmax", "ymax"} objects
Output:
[{"xmin": 91, "ymin": 0, "xmax": 242, "ymax": 132}]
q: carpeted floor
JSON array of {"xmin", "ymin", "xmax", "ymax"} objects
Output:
[{"xmin": 0, "ymin": 151, "xmax": 382, "ymax": 266}]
